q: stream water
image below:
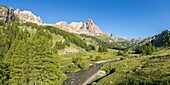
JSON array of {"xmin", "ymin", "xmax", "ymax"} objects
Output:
[{"xmin": 63, "ymin": 59, "xmax": 123, "ymax": 85}]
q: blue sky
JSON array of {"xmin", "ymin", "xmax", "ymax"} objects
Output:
[{"xmin": 1, "ymin": 0, "xmax": 170, "ymax": 39}]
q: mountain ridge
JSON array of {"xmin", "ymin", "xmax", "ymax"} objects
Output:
[
  {"xmin": 0, "ymin": 5, "xmax": 141, "ymax": 43},
  {"xmin": 12, "ymin": 7, "xmax": 128, "ymax": 42}
]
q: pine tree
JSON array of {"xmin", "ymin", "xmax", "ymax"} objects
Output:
[{"xmin": 8, "ymin": 36, "xmax": 66, "ymax": 85}]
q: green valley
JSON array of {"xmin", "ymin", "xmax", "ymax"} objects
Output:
[{"xmin": 0, "ymin": 4, "xmax": 170, "ymax": 85}]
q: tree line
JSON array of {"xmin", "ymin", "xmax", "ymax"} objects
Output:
[
  {"xmin": 135, "ymin": 42, "xmax": 156, "ymax": 55},
  {"xmin": 0, "ymin": 21, "xmax": 66, "ymax": 85}
]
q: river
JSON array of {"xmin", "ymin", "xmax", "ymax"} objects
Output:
[{"xmin": 63, "ymin": 58, "xmax": 125, "ymax": 85}]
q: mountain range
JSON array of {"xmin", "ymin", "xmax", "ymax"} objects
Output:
[
  {"xmin": 0, "ymin": 5, "xmax": 146, "ymax": 44},
  {"xmin": 13, "ymin": 8, "xmax": 103, "ymax": 35}
]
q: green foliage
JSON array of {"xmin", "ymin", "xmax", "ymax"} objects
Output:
[
  {"xmin": 0, "ymin": 22, "xmax": 30, "ymax": 60},
  {"xmin": 60, "ymin": 63, "xmax": 80, "ymax": 73},
  {"xmin": 72, "ymin": 57, "xmax": 90, "ymax": 70},
  {"xmin": 135, "ymin": 42, "xmax": 156, "ymax": 55},
  {"xmin": 81, "ymin": 33, "xmax": 134, "ymax": 50},
  {"xmin": 55, "ymin": 41, "xmax": 66, "ymax": 50},
  {"xmin": 89, "ymin": 44, "xmax": 96, "ymax": 50},
  {"xmin": 80, "ymin": 34, "xmax": 112, "ymax": 48},
  {"xmin": 117, "ymin": 50, "xmax": 128, "ymax": 56},
  {"xmin": 97, "ymin": 53, "xmax": 170, "ymax": 85},
  {"xmin": 98, "ymin": 46, "xmax": 108, "ymax": 52},
  {"xmin": 79, "ymin": 61, "xmax": 90, "ymax": 70},
  {"xmin": 72, "ymin": 57, "xmax": 83, "ymax": 65},
  {"xmin": 8, "ymin": 36, "xmax": 66, "ymax": 85},
  {"xmin": 152, "ymin": 30, "xmax": 170, "ymax": 47},
  {"xmin": 90, "ymin": 55, "xmax": 94, "ymax": 60},
  {"xmin": 22, "ymin": 22, "xmax": 38, "ymax": 28},
  {"xmin": 0, "ymin": 62, "xmax": 10, "ymax": 85},
  {"xmin": 95, "ymin": 56, "xmax": 102, "ymax": 61},
  {"xmin": 0, "ymin": 20, "xmax": 5, "ymax": 26},
  {"xmin": 101, "ymin": 63, "xmax": 116, "ymax": 74},
  {"xmin": 43, "ymin": 26, "xmax": 89, "ymax": 50},
  {"xmin": 117, "ymin": 50, "xmax": 123, "ymax": 56},
  {"xmin": 0, "ymin": 21, "xmax": 67, "ymax": 85},
  {"xmin": 117, "ymin": 55, "xmax": 170, "ymax": 85},
  {"xmin": 85, "ymin": 44, "xmax": 96, "ymax": 52}
]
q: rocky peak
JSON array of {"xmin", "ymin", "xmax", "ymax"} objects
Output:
[
  {"xmin": 56, "ymin": 21, "xmax": 68, "ymax": 26},
  {"xmin": 131, "ymin": 37, "xmax": 144, "ymax": 44},
  {"xmin": 14, "ymin": 8, "xmax": 20, "ymax": 14},
  {"xmin": 14, "ymin": 8, "xmax": 42, "ymax": 25},
  {"xmin": 54, "ymin": 19, "xmax": 103, "ymax": 35},
  {"xmin": 0, "ymin": 5, "xmax": 15, "ymax": 22},
  {"xmin": 85, "ymin": 19, "xmax": 102, "ymax": 34},
  {"xmin": 87, "ymin": 19, "xmax": 94, "ymax": 25}
]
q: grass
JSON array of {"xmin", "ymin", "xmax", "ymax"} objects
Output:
[
  {"xmin": 59, "ymin": 49, "xmax": 122, "ymax": 73},
  {"xmin": 95, "ymin": 49, "xmax": 170, "ymax": 85}
]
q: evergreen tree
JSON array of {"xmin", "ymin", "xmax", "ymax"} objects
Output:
[
  {"xmin": 8, "ymin": 35, "xmax": 66, "ymax": 85},
  {"xmin": 0, "ymin": 62, "xmax": 10, "ymax": 85},
  {"xmin": 135, "ymin": 42, "xmax": 156, "ymax": 55}
]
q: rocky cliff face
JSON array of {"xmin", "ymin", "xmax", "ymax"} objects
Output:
[
  {"xmin": 85, "ymin": 19, "xmax": 102, "ymax": 34},
  {"xmin": 55, "ymin": 19, "xmax": 103, "ymax": 35},
  {"xmin": 130, "ymin": 37, "xmax": 144, "ymax": 44},
  {"xmin": 14, "ymin": 9, "xmax": 42, "ymax": 25},
  {"xmin": 0, "ymin": 5, "xmax": 15, "ymax": 22}
]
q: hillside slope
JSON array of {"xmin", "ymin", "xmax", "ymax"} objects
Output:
[{"xmin": 139, "ymin": 30, "xmax": 170, "ymax": 47}]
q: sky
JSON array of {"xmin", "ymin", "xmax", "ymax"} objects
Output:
[{"xmin": 1, "ymin": 0, "xmax": 170, "ymax": 39}]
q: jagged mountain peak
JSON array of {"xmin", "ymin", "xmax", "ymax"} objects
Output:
[
  {"xmin": 130, "ymin": 37, "xmax": 144, "ymax": 44},
  {"xmin": 14, "ymin": 8, "xmax": 42, "ymax": 25},
  {"xmin": 87, "ymin": 19, "xmax": 94, "ymax": 25},
  {"xmin": 55, "ymin": 21, "xmax": 68, "ymax": 26},
  {"xmin": 1, "ymin": 6, "xmax": 123, "ymax": 42},
  {"xmin": 54, "ymin": 19, "xmax": 103, "ymax": 35}
]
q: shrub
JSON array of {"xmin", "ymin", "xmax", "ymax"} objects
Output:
[
  {"xmin": 117, "ymin": 50, "xmax": 128, "ymax": 56},
  {"xmin": 79, "ymin": 61, "xmax": 90, "ymax": 70},
  {"xmin": 0, "ymin": 20, "xmax": 5, "ymax": 26},
  {"xmin": 90, "ymin": 55, "xmax": 94, "ymax": 60},
  {"xmin": 118, "ymin": 50, "xmax": 123, "ymax": 56},
  {"xmin": 72, "ymin": 57, "xmax": 83, "ymax": 64},
  {"xmin": 72, "ymin": 57, "xmax": 90, "ymax": 70},
  {"xmin": 101, "ymin": 63, "xmax": 116, "ymax": 74},
  {"xmin": 98, "ymin": 46, "xmax": 108, "ymax": 52},
  {"xmin": 95, "ymin": 56, "xmax": 102, "ymax": 61},
  {"xmin": 135, "ymin": 42, "xmax": 156, "ymax": 55}
]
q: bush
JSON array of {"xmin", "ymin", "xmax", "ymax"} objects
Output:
[
  {"xmin": 135, "ymin": 42, "xmax": 156, "ymax": 55},
  {"xmin": 98, "ymin": 46, "xmax": 108, "ymax": 52},
  {"xmin": 79, "ymin": 61, "xmax": 90, "ymax": 70},
  {"xmin": 72, "ymin": 57, "xmax": 90, "ymax": 70},
  {"xmin": 118, "ymin": 50, "xmax": 123, "ymax": 56},
  {"xmin": 0, "ymin": 20, "xmax": 5, "ymax": 26},
  {"xmin": 90, "ymin": 55, "xmax": 94, "ymax": 60},
  {"xmin": 101, "ymin": 63, "xmax": 116, "ymax": 74},
  {"xmin": 72, "ymin": 57, "xmax": 83, "ymax": 64},
  {"xmin": 117, "ymin": 50, "xmax": 128, "ymax": 56},
  {"xmin": 89, "ymin": 44, "xmax": 96, "ymax": 50},
  {"xmin": 95, "ymin": 56, "xmax": 102, "ymax": 61},
  {"xmin": 55, "ymin": 41, "xmax": 66, "ymax": 50}
]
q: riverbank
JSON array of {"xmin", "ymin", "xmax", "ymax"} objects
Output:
[
  {"xmin": 63, "ymin": 58, "xmax": 127, "ymax": 85},
  {"xmin": 95, "ymin": 59, "xmax": 117, "ymax": 64},
  {"xmin": 82, "ymin": 70, "xmax": 106, "ymax": 85}
]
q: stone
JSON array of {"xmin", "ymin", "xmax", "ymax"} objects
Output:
[
  {"xmin": 130, "ymin": 37, "xmax": 144, "ymax": 44},
  {"xmin": 54, "ymin": 19, "xmax": 103, "ymax": 35},
  {"xmin": 0, "ymin": 5, "xmax": 15, "ymax": 22},
  {"xmin": 14, "ymin": 8, "xmax": 42, "ymax": 25}
]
